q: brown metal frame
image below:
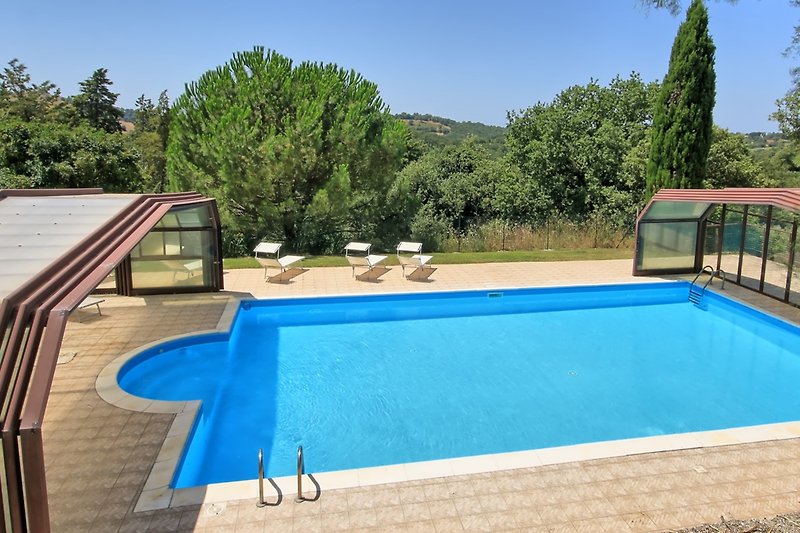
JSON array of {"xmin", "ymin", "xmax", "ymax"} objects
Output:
[
  {"xmin": 759, "ymin": 206, "xmax": 773, "ymax": 292},
  {"xmin": 0, "ymin": 190, "xmax": 223, "ymax": 532},
  {"xmin": 716, "ymin": 204, "xmax": 727, "ymax": 272}
]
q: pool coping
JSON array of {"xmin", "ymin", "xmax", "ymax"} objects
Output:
[{"xmin": 94, "ymin": 281, "xmax": 800, "ymax": 512}]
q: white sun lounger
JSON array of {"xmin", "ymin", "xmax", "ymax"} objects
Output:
[
  {"xmin": 396, "ymin": 241, "xmax": 433, "ymax": 279},
  {"xmin": 253, "ymin": 242, "xmax": 304, "ymax": 280},
  {"xmin": 345, "ymin": 242, "xmax": 387, "ymax": 277},
  {"xmin": 74, "ymin": 296, "xmax": 105, "ymax": 322},
  {"xmin": 165, "ymin": 259, "xmax": 204, "ymax": 280}
]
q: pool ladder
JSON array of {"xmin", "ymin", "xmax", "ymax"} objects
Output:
[
  {"xmin": 689, "ymin": 265, "xmax": 727, "ymax": 305},
  {"xmin": 256, "ymin": 445, "xmax": 307, "ymax": 507}
]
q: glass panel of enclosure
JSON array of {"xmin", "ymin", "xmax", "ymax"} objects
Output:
[
  {"xmin": 642, "ymin": 201, "xmax": 711, "ymax": 220},
  {"xmin": 719, "ymin": 206, "xmax": 743, "ymax": 278},
  {"xmin": 636, "ymin": 221, "xmax": 698, "ymax": 271},
  {"xmin": 703, "ymin": 206, "xmax": 724, "ymax": 268},
  {"xmin": 791, "ymin": 267, "xmax": 800, "ymax": 306},
  {"xmin": 739, "ymin": 206, "xmax": 768, "ymax": 291},
  {"xmin": 130, "ymin": 205, "xmax": 216, "ymax": 290},
  {"xmin": 762, "ymin": 208, "xmax": 793, "ymax": 300}
]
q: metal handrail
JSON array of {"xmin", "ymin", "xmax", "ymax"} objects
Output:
[
  {"xmin": 690, "ymin": 265, "xmax": 715, "ymax": 288},
  {"xmin": 257, "ymin": 448, "xmax": 267, "ymax": 507},
  {"xmin": 296, "ymin": 445, "xmax": 304, "ymax": 502},
  {"xmin": 716, "ymin": 269, "xmax": 727, "ymax": 290},
  {"xmin": 690, "ymin": 266, "xmax": 727, "ymax": 304},
  {"xmin": 701, "ymin": 268, "xmax": 727, "ymax": 291}
]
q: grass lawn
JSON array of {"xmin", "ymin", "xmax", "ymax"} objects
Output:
[{"xmin": 223, "ymin": 248, "xmax": 632, "ymax": 269}]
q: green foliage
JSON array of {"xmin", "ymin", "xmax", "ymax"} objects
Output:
[
  {"xmin": 127, "ymin": 131, "xmax": 166, "ymax": 192},
  {"xmin": 0, "ymin": 119, "xmax": 140, "ymax": 190},
  {"xmin": 490, "ymin": 159, "xmax": 544, "ymax": 223},
  {"xmin": 128, "ymin": 91, "xmax": 170, "ymax": 192},
  {"xmin": 396, "ymin": 139, "xmax": 500, "ymax": 248},
  {"xmin": 134, "ymin": 94, "xmax": 157, "ymax": 132},
  {"xmin": 771, "ymin": 90, "xmax": 800, "ymax": 143},
  {"xmin": 0, "ymin": 60, "xmax": 167, "ymax": 195},
  {"xmin": 0, "ymin": 59, "xmax": 66, "ymax": 122},
  {"xmin": 0, "ymin": 167, "xmax": 34, "ymax": 189},
  {"xmin": 72, "ymin": 68, "xmax": 124, "ymax": 133},
  {"xmin": 221, "ymin": 229, "xmax": 251, "ymax": 258},
  {"xmin": 396, "ymin": 112, "xmax": 506, "ymax": 157},
  {"xmin": 507, "ymin": 74, "xmax": 658, "ymax": 227},
  {"xmin": 752, "ymin": 140, "xmax": 800, "ymax": 187},
  {"xmin": 167, "ymin": 47, "xmax": 408, "ymax": 254},
  {"xmin": 705, "ymin": 126, "xmax": 773, "ymax": 188},
  {"xmin": 646, "ymin": 0, "xmax": 716, "ymax": 194},
  {"xmin": 156, "ymin": 90, "xmax": 170, "ymax": 152}
]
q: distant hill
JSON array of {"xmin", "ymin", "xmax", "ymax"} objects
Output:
[
  {"xmin": 743, "ymin": 131, "xmax": 784, "ymax": 149},
  {"xmin": 395, "ymin": 112, "xmax": 506, "ymax": 157}
]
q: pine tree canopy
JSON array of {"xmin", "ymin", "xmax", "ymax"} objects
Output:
[{"xmin": 73, "ymin": 68, "xmax": 124, "ymax": 133}]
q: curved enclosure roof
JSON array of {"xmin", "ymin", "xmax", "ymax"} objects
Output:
[
  {"xmin": 646, "ymin": 188, "xmax": 800, "ymax": 216},
  {"xmin": 0, "ymin": 192, "xmax": 137, "ymax": 300}
]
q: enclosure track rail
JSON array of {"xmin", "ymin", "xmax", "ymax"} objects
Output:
[{"xmin": 689, "ymin": 265, "xmax": 727, "ymax": 305}]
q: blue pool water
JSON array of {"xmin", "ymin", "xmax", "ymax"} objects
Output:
[{"xmin": 118, "ymin": 282, "xmax": 800, "ymax": 488}]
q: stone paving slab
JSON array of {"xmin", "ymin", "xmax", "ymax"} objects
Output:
[{"xmin": 43, "ymin": 260, "xmax": 800, "ymax": 532}]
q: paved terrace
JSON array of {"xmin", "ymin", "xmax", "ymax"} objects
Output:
[{"xmin": 46, "ymin": 259, "xmax": 800, "ymax": 532}]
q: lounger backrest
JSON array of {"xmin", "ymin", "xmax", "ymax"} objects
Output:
[
  {"xmin": 397, "ymin": 241, "xmax": 422, "ymax": 266},
  {"xmin": 397, "ymin": 241, "xmax": 423, "ymax": 254},
  {"xmin": 254, "ymin": 242, "xmax": 283, "ymax": 268},
  {"xmin": 345, "ymin": 242, "xmax": 372, "ymax": 256},
  {"xmin": 345, "ymin": 242, "xmax": 375, "ymax": 268},
  {"xmin": 254, "ymin": 242, "xmax": 282, "ymax": 255}
]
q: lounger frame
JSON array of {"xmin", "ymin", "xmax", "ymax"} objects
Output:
[
  {"xmin": 396, "ymin": 241, "xmax": 433, "ymax": 279},
  {"xmin": 253, "ymin": 242, "xmax": 304, "ymax": 280},
  {"xmin": 345, "ymin": 242, "xmax": 387, "ymax": 278}
]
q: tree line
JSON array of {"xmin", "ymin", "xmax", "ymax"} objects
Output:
[
  {"xmin": 0, "ymin": 0, "xmax": 792, "ymax": 257},
  {"xmin": 0, "ymin": 60, "xmax": 169, "ymax": 193}
]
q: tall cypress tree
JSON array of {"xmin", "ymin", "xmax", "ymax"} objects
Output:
[{"xmin": 646, "ymin": 0, "xmax": 716, "ymax": 196}]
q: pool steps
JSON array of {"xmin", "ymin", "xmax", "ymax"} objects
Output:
[{"xmin": 689, "ymin": 266, "xmax": 727, "ymax": 305}]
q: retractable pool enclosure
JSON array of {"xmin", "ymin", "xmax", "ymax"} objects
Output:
[
  {"xmin": 634, "ymin": 188, "xmax": 800, "ymax": 306},
  {"xmin": 0, "ymin": 189, "xmax": 223, "ymax": 532}
]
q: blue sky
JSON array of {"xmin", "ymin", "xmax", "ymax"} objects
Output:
[{"xmin": 2, "ymin": 1, "xmax": 797, "ymax": 132}]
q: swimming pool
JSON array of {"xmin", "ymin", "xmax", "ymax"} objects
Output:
[{"xmin": 117, "ymin": 282, "xmax": 800, "ymax": 489}]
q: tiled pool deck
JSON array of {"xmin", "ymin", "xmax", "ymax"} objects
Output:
[{"xmin": 47, "ymin": 259, "xmax": 800, "ymax": 532}]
